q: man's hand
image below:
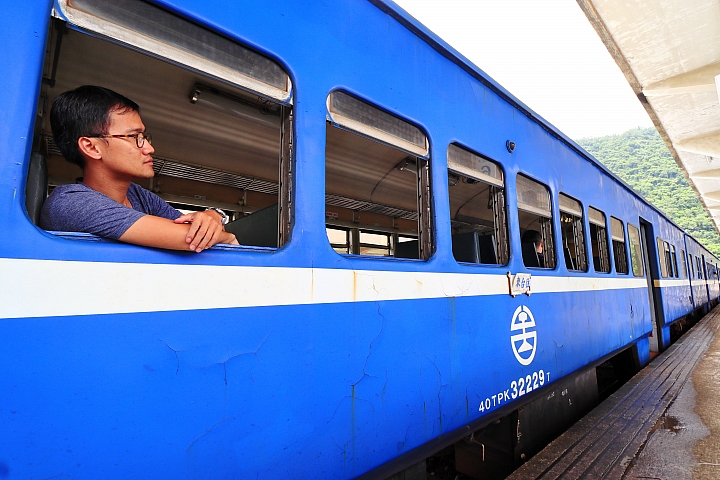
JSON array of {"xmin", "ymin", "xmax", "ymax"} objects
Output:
[
  {"xmin": 120, "ymin": 212, "xmax": 238, "ymax": 252},
  {"xmin": 174, "ymin": 210, "xmax": 238, "ymax": 252}
]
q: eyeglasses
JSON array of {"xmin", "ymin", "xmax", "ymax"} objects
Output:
[{"xmin": 87, "ymin": 132, "xmax": 152, "ymax": 148}]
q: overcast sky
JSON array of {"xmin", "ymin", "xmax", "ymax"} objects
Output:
[{"xmin": 391, "ymin": 0, "xmax": 653, "ymax": 140}]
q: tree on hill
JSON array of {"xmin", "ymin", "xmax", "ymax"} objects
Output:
[{"xmin": 576, "ymin": 127, "xmax": 720, "ymax": 257}]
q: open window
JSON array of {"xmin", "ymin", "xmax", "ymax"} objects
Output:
[
  {"xmin": 610, "ymin": 217, "xmax": 628, "ymax": 274},
  {"xmin": 559, "ymin": 193, "xmax": 587, "ymax": 271},
  {"xmin": 447, "ymin": 144, "xmax": 508, "ymax": 265},
  {"xmin": 671, "ymin": 245, "xmax": 679, "ymax": 278},
  {"xmin": 589, "ymin": 207, "xmax": 610, "ymax": 273},
  {"xmin": 517, "ymin": 175, "xmax": 555, "ymax": 269},
  {"xmin": 33, "ymin": 0, "xmax": 293, "ymax": 248},
  {"xmin": 689, "ymin": 253, "xmax": 695, "ymax": 278},
  {"xmin": 657, "ymin": 238, "xmax": 669, "ymax": 278},
  {"xmin": 680, "ymin": 249, "xmax": 687, "ymax": 279},
  {"xmin": 325, "ymin": 91, "xmax": 432, "ymax": 259},
  {"xmin": 628, "ymin": 223, "xmax": 644, "ymax": 277}
]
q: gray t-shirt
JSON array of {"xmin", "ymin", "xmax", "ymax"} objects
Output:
[{"xmin": 39, "ymin": 183, "xmax": 181, "ymax": 240}]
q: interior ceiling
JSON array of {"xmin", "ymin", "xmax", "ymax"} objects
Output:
[
  {"xmin": 325, "ymin": 126, "xmax": 417, "ymax": 211},
  {"xmin": 577, "ymin": 0, "xmax": 720, "ymax": 235}
]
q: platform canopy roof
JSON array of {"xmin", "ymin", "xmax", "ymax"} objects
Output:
[{"xmin": 577, "ymin": 0, "xmax": 720, "ymax": 234}]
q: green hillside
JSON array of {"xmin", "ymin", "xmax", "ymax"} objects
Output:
[{"xmin": 576, "ymin": 127, "xmax": 720, "ymax": 256}]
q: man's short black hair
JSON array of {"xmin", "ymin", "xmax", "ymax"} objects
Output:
[
  {"xmin": 50, "ymin": 85, "xmax": 140, "ymax": 168},
  {"xmin": 522, "ymin": 229, "xmax": 542, "ymax": 245}
]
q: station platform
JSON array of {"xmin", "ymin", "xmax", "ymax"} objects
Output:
[{"xmin": 507, "ymin": 306, "xmax": 720, "ymax": 480}]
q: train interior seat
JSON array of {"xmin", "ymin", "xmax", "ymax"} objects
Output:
[
  {"xmin": 452, "ymin": 232, "xmax": 480, "ymax": 263},
  {"xmin": 25, "ymin": 152, "xmax": 48, "ymax": 225},
  {"xmin": 478, "ymin": 234, "xmax": 497, "ymax": 264},
  {"xmin": 225, "ymin": 203, "xmax": 278, "ymax": 248},
  {"xmin": 564, "ymin": 247, "xmax": 576, "ymax": 270},
  {"xmin": 394, "ymin": 240, "xmax": 419, "ymax": 259},
  {"xmin": 522, "ymin": 242, "xmax": 540, "ymax": 268}
]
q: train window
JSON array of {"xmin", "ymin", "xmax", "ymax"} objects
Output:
[
  {"xmin": 697, "ymin": 257, "xmax": 703, "ymax": 279},
  {"xmin": 327, "ymin": 227, "xmax": 350, "ymax": 254},
  {"xmin": 689, "ymin": 253, "xmax": 695, "ymax": 278},
  {"xmin": 657, "ymin": 238, "xmax": 669, "ymax": 278},
  {"xmin": 610, "ymin": 217, "xmax": 628, "ymax": 274},
  {"xmin": 517, "ymin": 175, "xmax": 555, "ymax": 269},
  {"xmin": 558, "ymin": 193, "xmax": 587, "ymax": 271},
  {"xmin": 664, "ymin": 242, "xmax": 674, "ymax": 277},
  {"xmin": 447, "ymin": 144, "xmax": 508, "ymax": 265},
  {"xmin": 325, "ymin": 92, "xmax": 432, "ymax": 259},
  {"xmin": 588, "ymin": 207, "xmax": 610, "ymax": 273},
  {"xmin": 359, "ymin": 231, "xmax": 391, "ymax": 256},
  {"xmin": 671, "ymin": 245, "xmax": 679, "ymax": 278},
  {"xmin": 680, "ymin": 249, "xmax": 687, "ymax": 278},
  {"xmin": 38, "ymin": 1, "xmax": 293, "ymax": 249},
  {"xmin": 628, "ymin": 223, "xmax": 644, "ymax": 277}
]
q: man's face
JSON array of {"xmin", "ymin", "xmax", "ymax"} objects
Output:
[{"xmin": 99, "ymin": 109, "xmax": 155, "ymax": 180}]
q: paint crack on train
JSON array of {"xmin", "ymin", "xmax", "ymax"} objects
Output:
[{"xmin": 2, "ymin": 0, "xmax": 719, "ymax": 479}]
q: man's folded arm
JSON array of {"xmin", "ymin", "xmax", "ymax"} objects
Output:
[{"xmin": 119, "ymin": 214, "xmax": 238, "ymax": 252}]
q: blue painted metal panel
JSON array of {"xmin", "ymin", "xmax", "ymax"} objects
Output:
[
  {"xmin": 0, "ymin": 0, "xmax": 717, "ymax": 477},
  {"xmin": 2, "ymin": 287, "xmax": 648, "ymax": 478}
]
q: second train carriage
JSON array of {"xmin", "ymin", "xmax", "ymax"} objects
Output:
[{"xmin": 2, "ymin": 0, "xmax": 719, "ymax": 478}]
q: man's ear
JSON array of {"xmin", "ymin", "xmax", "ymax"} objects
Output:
[{"xmin": 77, "ymin": 137, "xmax": 103, "ymax": 161}]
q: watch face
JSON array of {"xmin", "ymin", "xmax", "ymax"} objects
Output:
[{"xmin": 209, "ymin": 208, "xmax": 228, "ymax": 224}]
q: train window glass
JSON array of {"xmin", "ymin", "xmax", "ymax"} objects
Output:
[
  {"xmin": 610, "ymin": 217, "xmax": 628, "ymax": 274},
  {"xmin": 628, "ymin": 223, "xmax": 644, "ymax": 276},
  {"xmin": 38, "ymin": 6, "xmax": 293, "ymax": 249},
  {"xmin": 690, "ymin": 253, "xmax": 695, "ymax": 278},
  {"xmin": 671, "ymin": 245, "xmax": 678, "ymax": 278},
  {"xmin": 517, "ymin": 175, "xmax": 555, "ymax": 269},
  {"xmin": 359, "ymin": 231, "xmax": 391, "ymax": 256},
  {"xmin": 657, "ymin": 238, "xmax": 668, "ymax": 278},
  {"xmin": 325, "ymin": 92, "xmax": 432, "ymax": 259},
  {"xmin": 559, "ymin": 193, "xmax": 587, "ymax": 271},
  {"xmin": 588, "ymin": 207, "xmax": 610, "ymax": 273},
  {"xmin": 680, "ymin": 249, "xmax": 687, "ymax": 278},
  {"xmin": 58, "ymin": 0, "xmax": 291, "ymax": 101},
  {"xmin": 665, "ymin": 242, "xmax": 674, "ymax": 277},
  {"xmin": 697, "ymin": 257, "xmax": 703, "ymax": 279},
  {"xmin": 327, "ymin": 227, "xmax": 350, "ymax": 254},
  {"xmin": 447, "ymin": 144, "xmax": 508, "ymax": 265}
]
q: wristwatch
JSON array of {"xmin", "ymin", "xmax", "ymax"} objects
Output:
[{"xmin": 206, "ymin": 207, "xmax": 229, "ymax": 225}]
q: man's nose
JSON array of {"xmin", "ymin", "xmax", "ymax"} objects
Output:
[{"xmin": 143, "ymin": 142, "xmax": 155, "ymax": 154}]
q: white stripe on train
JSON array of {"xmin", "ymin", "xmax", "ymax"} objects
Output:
[{"xmin": 0, "ymin": 258, "xmax": 648, "ymax": 319}]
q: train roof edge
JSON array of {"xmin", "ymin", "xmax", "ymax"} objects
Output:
[{"xmin": 371, "ymin": 0, "xmax": 696, "ymax": 243}]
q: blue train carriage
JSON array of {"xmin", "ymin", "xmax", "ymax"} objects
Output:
[
  {"xmin": 639, "ymin": 214, "xmax": 694, "ymax": 351},
  {"xmin": 0, "ymin": 0, "xmax": 707, "ymax": 478},
  {"xmin": 685, "ymin": 234, "xmax": 720, "ymax": 313}
]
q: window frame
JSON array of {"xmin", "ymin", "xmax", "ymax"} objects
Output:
[
  {"xmin": 324, "ymin": 91, "xmax": 433, "ymax": 260},
  {"xmin": 610, "ymin": 216, "xmax": 629, "ymax": 275},
  {"xmin": 447, "ymin": 144, "xmax": 508, "ymax": 266},
  {"xmin": 588, "ymin": 206, "xmax": 610, "ymax": 273},
  {"xmin": 558, "ymin": 193, "xmax": 587, "ymax": 272},
  {"xmin": 680, "ymin": 249, "xmax": 687, "ymax": 279},
  {"xmin": 670, "ymin": 244, "xmax": 678, "ymax": 278},
  {"xmin": 628, "ymin": 223, "xmax": 644, "ymax": 277},
  {"xmin": 517, "ymin": 174, "xmax": 556, "ymax": 269},
  {"xmin": 657, "ymin": 238, "xmax": 668, "ymax": 278}
]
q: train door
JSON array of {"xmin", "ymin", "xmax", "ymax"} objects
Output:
[{"xmin": 639, "ymin": 220, "xmax": 664, "ymax": 353}]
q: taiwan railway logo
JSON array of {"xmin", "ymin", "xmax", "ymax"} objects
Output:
[{"xmin": 510, "ymin": 305, "xmax": 537, "ymax": 366}]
